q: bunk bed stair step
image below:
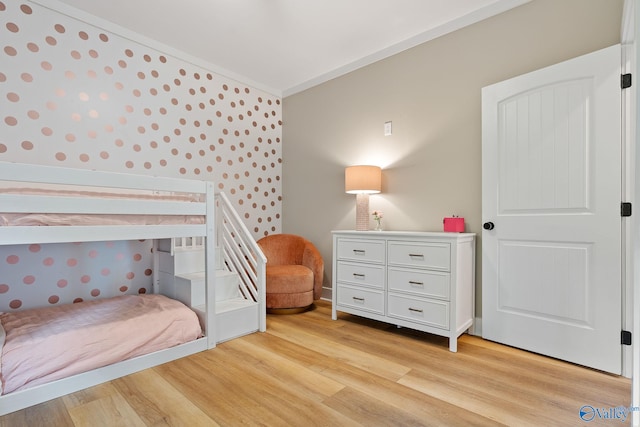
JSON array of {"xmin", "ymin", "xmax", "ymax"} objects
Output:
[
  {"xmin": 217, "ymin": 297, "xmax": 258, "ymax": 342},
  {"xmin": 157, "ymin": 245, "xmax": 206, "ymax": 276},
  {"xmin": 211, "ymin": 270, "xmax": 258, "ymax": 343},
  {"xmin": 173, "ymin": 269, "xmax": 241, "ymax": 305},
  {"xmin": 190, "ymin": 297, "xmax": 258, "ymax": 343},
  {"xmin": 175, "ymin": 269, "xmax": 259, "ymax": 342}
]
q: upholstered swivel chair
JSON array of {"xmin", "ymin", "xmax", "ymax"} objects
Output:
[{"xmin": 256, "ymin": 234, "xmax": 324, "ymax": 313}]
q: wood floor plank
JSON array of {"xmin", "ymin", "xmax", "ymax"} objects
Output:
[
  {"xmin": 195, "ymin": 341, "xmax": 358, "ymax": 426},
  {"xmin": 398, "ymin": 366, "xmax": 566, "ymax": 426},
  {"xmin": 267, "ymin": 313, "xmax": 412, "ymax": 381},
  {"xmin": 322, "ymin": 386, "xmax": 462, "ymax": 427},
  {"xmin": 155, "ymin": 346, "xmax": 354, "ymax": 426},
  {"xmin": 111, "ymin": 369, "xmax": 219, "ymax": 426},
  {"xmin": 66, "ymin": 393, "xmax": 146, "ymax": 427},
  {"xmin": 455, "ymin": 337, "xmax": 631, "ymax": 407},
  {"xmin": 0, "ymin": 398, "xmax": 74, "ymax": 427},
  {"xmin": 152, "ymin": 353, "xmax": 276, "ymax": 426},
  {"xmin": 221, "ymin": 337, "xmax": 347, "ymax": 399},
  {"xmin": 62, "ymin": 382, "xmax": 121, "ymax": 410},
  {"xmin": 396, "ymin": 343, "xmax": 610, "ymax": 415},
  {"xmin": 316, "ymin": 354, "xmax": 505, "ymax": 426},
  {"xmin": 239, "ymin": 327, "xmax": 347, "ymax": 373},
  {"xmin": 0, "ymin": 300, "xmax": 631, "ymax": 426}
]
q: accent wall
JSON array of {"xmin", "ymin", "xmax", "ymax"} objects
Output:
[{"xmin": 0, "ymin": 1, "xmax": 282, "ymax": 311}]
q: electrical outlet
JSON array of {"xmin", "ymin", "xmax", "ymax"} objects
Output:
[{"xmin": 384, "ymin": 121, "xmax": 392, "ymax": 136}]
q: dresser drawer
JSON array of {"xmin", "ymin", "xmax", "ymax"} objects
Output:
[
  {"xmin": 337, "ymin": 261, "xmax": 385, "ymax": 289},
  {"xmin": 388, "ymin": 267, "xmax": 450, "ymax": 300},
  {"xmin": 388, "ymin": 241, "xmax": 450, "ymax": 271},
  {"xmin": 337, "ymin": 239, "xmax": 385, "ymax": 264},
  {"xmin": 387, "ymin": 293, "xmax": 449, "ymax": 330},
  {"xmin": 337, "ymin": 284, "xmax": 385, "ymax": 315}
]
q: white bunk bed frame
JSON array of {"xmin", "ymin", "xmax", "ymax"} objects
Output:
[{"xmin": 0, "ymin": 161, "xmax": 216, "ymax": 415}]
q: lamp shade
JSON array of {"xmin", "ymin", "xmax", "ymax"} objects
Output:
[{"xmin": 345, "ymin": 165, "xmax": 381, "ymax": 194}]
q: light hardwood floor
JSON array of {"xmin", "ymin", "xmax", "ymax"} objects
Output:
[{"xmin": 0, "ymin": 300, "xmax": 631, "ymax": 426}]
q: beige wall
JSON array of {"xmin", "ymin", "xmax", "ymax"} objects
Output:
[{"xmin": 282, "ymin": 0, "xmax": 623, "ymax": 315}]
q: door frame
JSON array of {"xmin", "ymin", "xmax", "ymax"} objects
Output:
[{"xmin": 622, "ymin": 0, "xmax": 638, "ymax": 420}]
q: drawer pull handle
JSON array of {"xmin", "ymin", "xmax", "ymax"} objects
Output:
[
  {"xmin": 353, "ymin": 297, "xmax": 365, "ymax": 302},
  {"xmin": 353, "ymin": 273, "xmax": 365, "ymax": 278},
  {"xmin": 353, "ymin": 249, "xmax": 366, "ymax": 254},
  {"xmin": 409, "ymin": 253, "xmax": 424, "ymax": 258},
  {"xmin": 409, "ymin": 281, "xmax": 424, "ymax": 286},
  {"xmin": 409, "ymin": 307, "xmax": 423, "ymax": 313}
]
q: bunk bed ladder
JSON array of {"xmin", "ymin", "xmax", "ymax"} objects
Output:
[{"xmin": 155, "ymin": 192, "xmax": 266, "ymax": 344}]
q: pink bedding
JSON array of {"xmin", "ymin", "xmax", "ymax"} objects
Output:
[
  {"xmin": 0, "ymin": 294, "xmax": 202, "ymax": 395},
  {"xmin": 0, "ymin": 213, "xmax": 204, "ymax": 226},
  {"xmin": 0, "ymin": 187, "xmax": 205, "ymax": 226}
]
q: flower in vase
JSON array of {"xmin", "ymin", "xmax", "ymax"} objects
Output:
[{"xmin": 371, "ymin": 211, "xmax": 383, "ymax": 230}]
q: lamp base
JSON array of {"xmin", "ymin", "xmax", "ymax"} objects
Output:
[{"xmin": 355, "ymin": 193, "xmax": 369, "ymax": 231}]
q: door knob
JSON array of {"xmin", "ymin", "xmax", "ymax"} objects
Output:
[{"xmin": 483, "ymin": 222, "xmax": 495, "ymax": 230}]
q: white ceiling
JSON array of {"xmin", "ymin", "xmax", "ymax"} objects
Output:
[{"xmin": 41, "ymin": 0, "xmax": 530, "ymax": 96}]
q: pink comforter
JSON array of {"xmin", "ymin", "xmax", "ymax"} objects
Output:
[{"xmin": 0, "ymin": 294, "xmax": 202, "ymax": 394}]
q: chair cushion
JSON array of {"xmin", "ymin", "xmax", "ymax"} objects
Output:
[
  {"xmin": 265, "ymin": 265, "xmax": 314, "ymax": 294},
  {"xmin": 265, "ymin": 264, "xmax": 314, "ymax": 309}
]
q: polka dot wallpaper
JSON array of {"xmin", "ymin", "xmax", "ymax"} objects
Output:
[
  {"xmin": 0, "ymin": 2, "xmax": 282, "ymax": 311},
  {"xmin": 1, "ymin": 241, "xmax": 153, "ymax": 311}
]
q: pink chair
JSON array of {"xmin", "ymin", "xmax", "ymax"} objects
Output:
[{"xmin": 257, "ymin": 234, "xmax": 324, "ymax": 313}]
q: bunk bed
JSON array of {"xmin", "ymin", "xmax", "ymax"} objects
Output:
[{"xmin": 0, "ymin": 161, "xmax": 216, "ymax": 415}]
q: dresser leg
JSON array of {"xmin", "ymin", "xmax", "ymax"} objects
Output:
[{"xmin": 449, "ymin": 337, "xmax": 458, "ymax": 352}]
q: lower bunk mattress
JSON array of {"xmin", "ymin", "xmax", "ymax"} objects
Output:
[{"xmin": 0, "ymin": 294, "xmax": 202, "ymax": 395}]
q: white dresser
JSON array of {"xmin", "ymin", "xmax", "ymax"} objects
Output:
[{"xmin": 331, "ymin": 230, "xmax": 475, "ymax": 352}]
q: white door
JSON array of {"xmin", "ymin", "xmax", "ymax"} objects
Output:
[{"xmin": 482, "ymin": 44, "xmax": 622, "ymax": 374}]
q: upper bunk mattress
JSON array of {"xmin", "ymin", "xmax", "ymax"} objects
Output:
[
  {"xmin": 0, "ymin": 187, "xmax": 205, "ymax": 227},
  {"xmin": 0, "ymin": 213, "xmax": 204, "ymax": 226},
  {"xmin": 0, "ymin": 294, "xmax": 202, "ymax": 395}
]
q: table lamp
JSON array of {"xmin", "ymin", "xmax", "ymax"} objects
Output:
[{"xmin": 345, "ymin": 165, "xmax": 381, "ymax": 231}]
